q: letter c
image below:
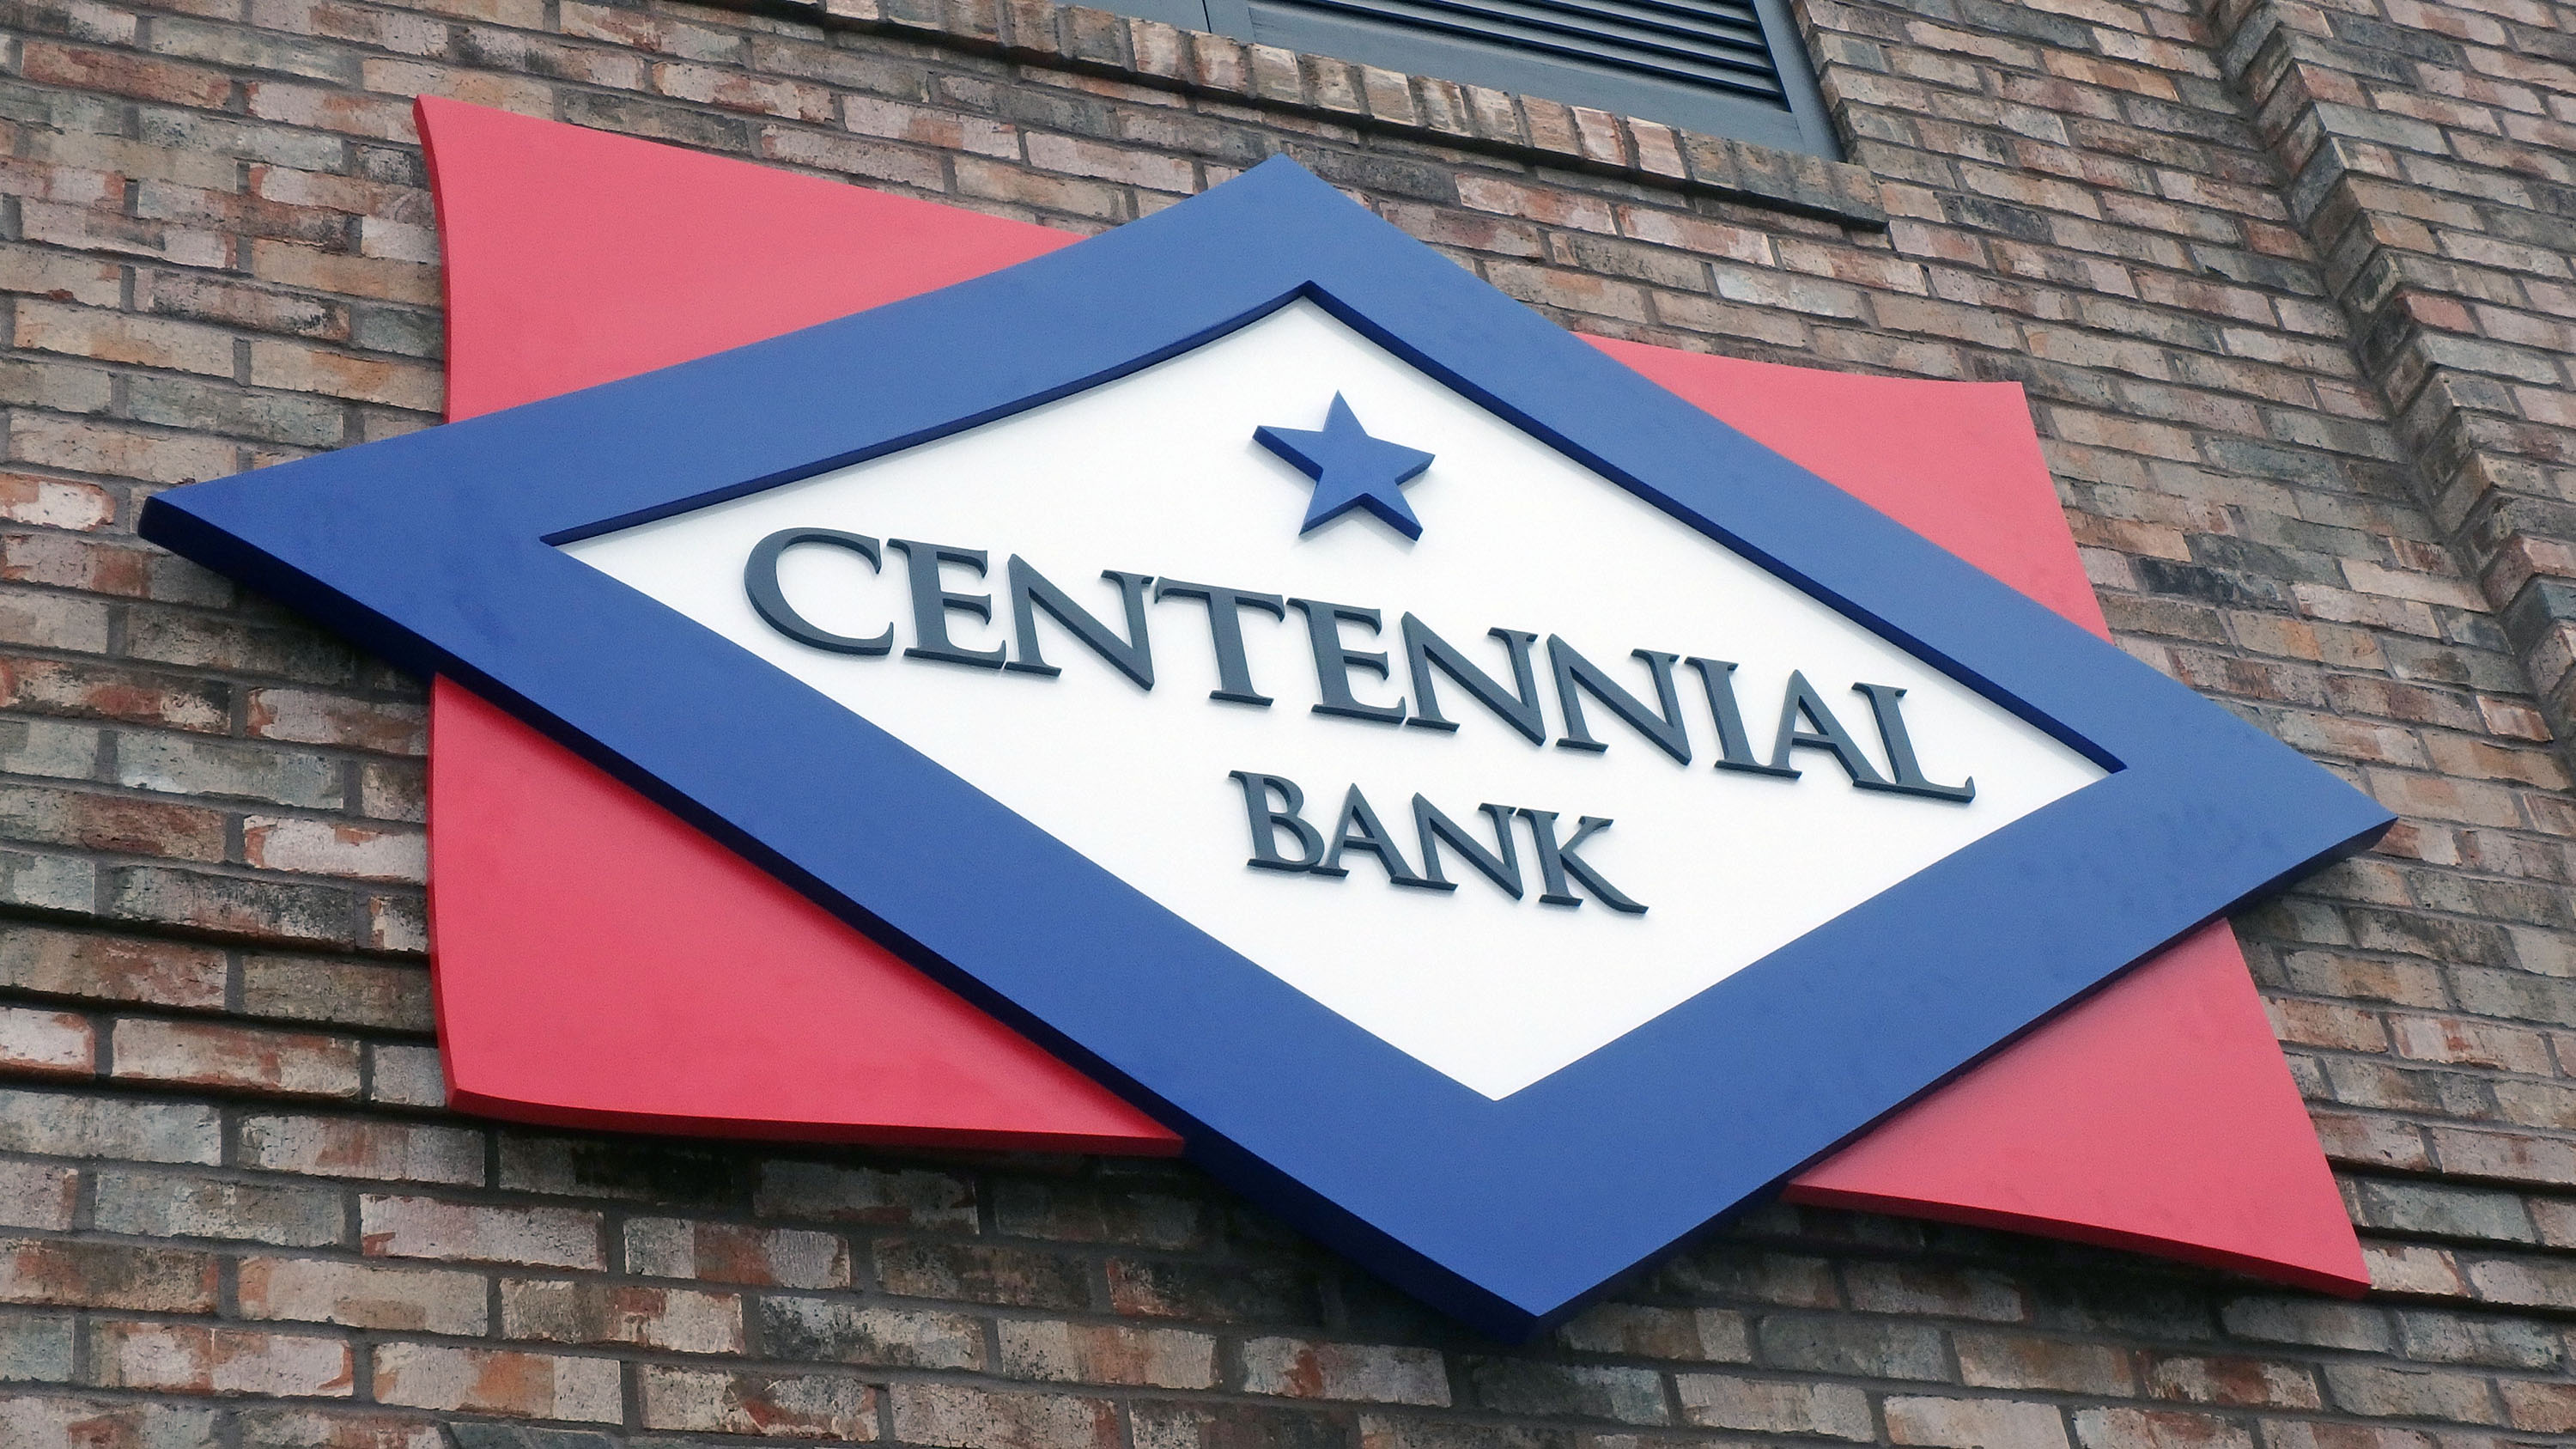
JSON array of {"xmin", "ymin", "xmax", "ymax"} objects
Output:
[{"xmin": 744, "ymin": 527, "xmax": 895, "ymax": 655}]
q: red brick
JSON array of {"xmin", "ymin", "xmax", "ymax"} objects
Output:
[
  {"xmin": 623, "ymin": 1217, "xmax": 851, "ymax": 1288},
  {"xmin": 890, "ymin": 1382, "xmax": 1116, "ymax": 1449},
  {"xmin": 1886, "ymin": 1395, "xmax": 2072, "ymax": 1448},
  {"xmin": 499, "ymin": 1280, "xmax": 744, "ymax": 1353},
  {"xmin": 0, "ymin": 242, "xmax": 125, "ymax": 309},
  {"xmin": 247, "ymin": 239, "xmax": 440, "ymax": 305},
  {"xmin": 0, "ymin": 1394, "xmax": 220, "ymax": 1445},
  {"xmin": 7, "ymin": 416, "xmax": 240, "ymax": 486},
  {"xmin": 0, "ymin": 1163, "xmax": 80, "ymax": 1231},
  {"xmin": 371, "ymin": 1342, "xmax": 622, "ymax": 1422},
  {"xmin": 21, "ymin": 41, "xmax": 231, "ymax": 107},
  {"xmin": 111, "ymin": 1019, "xmax": 362, "ymax": 1098},
  {"xmin": 0, "ymin": 472, "xmax": 116, "ymax": 532},
  {"xmin": 759, "ymin": 125, "xmax": 949, "ymax": 190},
  {"xmin": 2073, "ymin": 1406, "xmax": 2254, "ymax": 1449},
  {"xmin": 2141, "ymin": 1355, "xmax": 2323, "ymax": 1409},
  {"xmin": 0, "ymin": 1238, "xmax": 217, "ymax": 1312},
  {"xmin": 1004, "ymin": 1321, "xmax": 1220, "ymax": 1390},
  {"xmin": 86, "ymin": 1320, "xmax": 353, "ymax": 1397},
  {"xmin": 13, "ymin": 301, "xmax": 237, "ymax": 378},
  {"xmin": 19, "ymin": 198, "xmax": 234, "ymax": 269},
  {"xmin": 242, "ymin": 818, "xmax": 425, "ymax": 883},
  {"xmin": 1024, "ymin": 132, "xmax": 1195, "ymax": 192},
  {"xmin": 238, "ymin": 1256, "xmax": 489, "ymax": 1335},
  {"xmin": 0, "ymin": 1006, "xmax": 95, "ymax": 1078},
  {"xmin": 239, "ymin": 1114, "xmax": 483, "ymax": 1184},
  {"xmin": 1235, "ymin": 1336, "xmax": 1437, "ymax": 1402},
  {"xmin": 3, "ymin": 531, "xmax": 228, "ymax": 604},
  {"xmin": 360, "ymin": 1194, "xmax": 604, "ymax": 1269},
  {"xmin": 244, "ymin": 82, "xmax": 417, "ymax": 141},
  {"xmin": 0, "ymin": 926, "xmax": 226, "ymax": 1008},
  {"xmin": 0, "ymin": 782, "xmax": 228, "ymax": 862}
]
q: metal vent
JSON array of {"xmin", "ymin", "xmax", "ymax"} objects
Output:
[
  {"xmin": 1104, "ymin": 0, "xmax": 1838, "ymax": 155},
  {"xmin": 1287, "ymin": 0, "xmax": 1787, "ymax": 105}
]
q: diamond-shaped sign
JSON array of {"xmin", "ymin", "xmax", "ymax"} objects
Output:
[{"xmin": 142, "ymin": 157, "xmax": 2390, "ymax": 1337}]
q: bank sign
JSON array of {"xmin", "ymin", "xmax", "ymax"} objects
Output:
[{"xmin": 143, "ymin": 153, "xmax": 2390, "ymax": 1337}]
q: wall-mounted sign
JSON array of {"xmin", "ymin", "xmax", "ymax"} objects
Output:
[{"xmin": 146, "ymin": 130, "xmax": 2390, "ymax": 1336}]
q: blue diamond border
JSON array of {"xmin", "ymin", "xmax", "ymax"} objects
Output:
[{"xmin": 142, "ymin": 157, "xmax": 2391, "ymax": 1339}]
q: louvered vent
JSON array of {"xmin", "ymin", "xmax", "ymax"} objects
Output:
[
  {"xmin": 1285, "ymin": 0, "xmax": 1787, "ymax": 107},
  {"xmin": 1177, "ymin": 0, "xmax": 1838, "ymax": 156},
  {"xmin": 1115, "ymin": 0, "xmax": 1836, "ymax": 154}
]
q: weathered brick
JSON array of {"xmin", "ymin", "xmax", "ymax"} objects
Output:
[
  {"xmin": 239, "ymin": 953, "xmax": 433, "ymax": 1032},
  {"xmin": 0, "ymin": 1163, "xmax": 79, "ymax": 1232},
  {"xmin": 1000, "ymin": 1319, "xmax": 1217, "ymax": 1389},
  {"xmin": 1958, "ymin": 1333, "xmax": 2138, "ymax": 1395},
  {"xmin": 1759, "ymin": 1314, "xmax": 1951, "ymax": 1380},
  {"xmin": 367, "ymin": 1042, "xmax": 443, "ymax": 1106},
  {"xmin": 372, "ymin": 1342, "xmax": 622, "ymax": 1422},
  {"xmin": 0, "ymin": 1393, "xmax": 219, "ymax": 1447},
  {"xmin": 754, "ymin": 1159, "xmax": 977, "ymax": 1227},
  {"xmin": 237, "ymin": 1255, "xmax": 489, "ymax": 1335},
  {"xmin": 624, "ymin": 1217, "xmax": 849, "ymax": 1288},
  {"xmin": 117, "ymin": 733, "xmax": 343, "ymax": 808},
  {"xmin": 0, "ymin": 1238, "xmax": 216, "ymax": 1312},
  {"xmin": 240, "ymin": 1115, "xmax": 481, "ymax": 1184},
  {"xmin": 760, "ymin": 1294, "xmax": 985, "ymax": 1369},
  {"xmin": 110, "ymin": 1018, "xmax": 363, "ymax": 1098},
  {"xmin": 0, "ymin": 1006, "xmax": 94, "ymax": 1078},
  {"xmin": 85, "ymin": 1320, "xmax": 354, "ymax": 1397},
  {"xmin": 992, "ymin": 1178, "xmax": 1203, "ymax": 1249},
  {"xmin": 1553, "ymin": 1302, "xmax": 1749, "ymax": 1361},
  {"xmin": 1106, "ymin": 1257, "xmax": 1324, "ymax": 1324},
  {"xmin": 2320, "ymin": 1362, "xmax": 2503, "ymax": 1423},
  {"xmin": 1132, "ymin": 1400, "xmax": 1352, "ymax": 1448},
  {"xmin": 640, "ymin": 1364, "xmax": 879, "ymax": 1438},
  {"xmin": 0, "ymin": 1310, "xmax": 75, "ymax": 1384},
  {"xmin": 1675, "ymin": 1375, "xmax": 1873, "ymax": 1439},
  {"xmin": 92, "ymin": 1168, "xmax": 343, "ymax": 1246},
  {"xmin": 240, "ymin": 817, "xmax": 425, "ymax": 883},
  {"xmin": 0, "ymin": 1087, "xmax": 219, "ymax": 1163},
  {"xmin": 360, "ymin": 1194, "xmax": 604, "ymax": 1268},
  {"xmin": 1234, "ymin": 1336, "xmax": 1444, "ymax": 1403},
  {"xmin": 1466, "ymin": 1359, "xmax": 1665, "ymax": 1423},
  {"xmin": 242, "ymin": 688, "xmax": 426, "ymax": 753},
  {"xmin": 889, "ymin": 1381, "xmax": 1119, "ymax": 1449},
  {"xmin": 2072, "ymin": 1406, "xmax": 2255, "ymax": 1449},
  {"xmin": 495, "ymin": 1134, "xmax": 736, "ymax": 1204},
  {"xmin": 877, "ymin": 1239, "xmax": 1090, "ymax": 1308},
  {"xmin": 21, "ymin": 42, "xmax": 232, "ymax": 108},
  {"xmin": 234, "ymin": 1407, "xmax": 447, "ymax": 1448},
  {"xmin": 1886, "ymin": 1395, "xmax": 2074, "ymax": 1449},
  {"xmin": 13, "ymin": 300, "xmax": 238, "ymax": 378},
  {"xmin": 499, "ymin": 1279, "xmax": 744, "ymax": 1353}
]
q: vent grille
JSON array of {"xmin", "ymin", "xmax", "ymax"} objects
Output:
[{"xmin": 1282, "ymin": 0, "xmax": 1787, "ymax": 104}]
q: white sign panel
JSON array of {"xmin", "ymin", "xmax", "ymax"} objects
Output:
[{"xmin": 566, "ymin": 301, "xmax": 2105, "ymax": 1099}]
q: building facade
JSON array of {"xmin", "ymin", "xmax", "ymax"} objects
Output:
[{"xmin": 3, "ymin": 0, "xmax": 2576, "ymax": 1438}]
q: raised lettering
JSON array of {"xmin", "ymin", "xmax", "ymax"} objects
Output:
[
  {"xmin": 1154, "ymin": 579, "xmax": 1285, "ymax": 705},
  {"xmin": 1230, "ymin": 770, "xmax": 1326, "ymax": 873},
  {"xmin": 1290, "ymin": 598, "xmax": 1406, "ymax": 725},
  {"xmin": 887, "ymin": 538, "xmax": 1005, "ymax": 669},
  {"xmin": 1548, "ymin": 636, "xmax": 1691, "ymax": 764},
  {"xmin": 1005, "ymin": 557, "xmax": 1154, "ymax": 689},
  {"xmin": 742, "ymin": 527, "xmax": 894, "ymax": 656},
  {"xmin": 1403, "ymin": 615, "xmax": 1545, "ymax": 744}
]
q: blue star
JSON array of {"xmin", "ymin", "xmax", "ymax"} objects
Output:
[{"xmin": 1254, "ymin": 393, "xmax": 1436, "ymax": 540}]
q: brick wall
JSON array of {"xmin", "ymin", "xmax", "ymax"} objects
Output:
[{"xmin": 3, "ymin": 0, "xmax": 2576, "ymax": 1440}]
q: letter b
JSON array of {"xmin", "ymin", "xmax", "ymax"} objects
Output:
[{"xmin": 1229, "ymin": 770, "xmax": 1326, "ymax": 873}]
